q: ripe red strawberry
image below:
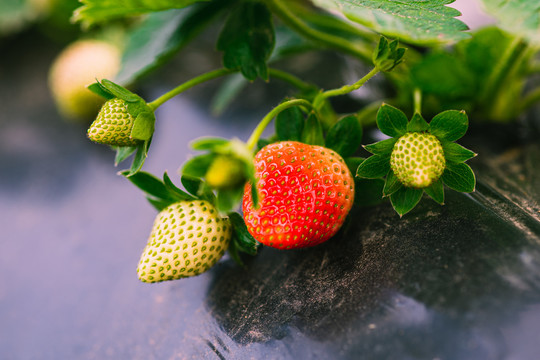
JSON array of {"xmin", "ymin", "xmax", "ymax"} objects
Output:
[
  {"xmin": 243, "ymin": 141, "xmax": 355, "ymax": 249},
  {"xmin": 137, "ymin": 200, "xmax": 232, "ymax": 282}
]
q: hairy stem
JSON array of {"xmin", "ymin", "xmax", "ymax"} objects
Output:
[
  {"xmin": 312, "ymin": 67, "xmax": 379, "ymax": 109},
  {"xmin": 148, "ymin": 68, "xmax": 235, "ymax": 111},
  {"xmin": 246, "ymin": 99, "xmax": 314, "ymax": 150},
  {"xmin": 266, "ymin": 0, "xmax": 372, "ymax": 62}
]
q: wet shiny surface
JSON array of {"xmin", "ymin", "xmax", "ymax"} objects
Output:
[{"xmin": 1, "ymin": 32, "xmax": 540, "ymax": 360}]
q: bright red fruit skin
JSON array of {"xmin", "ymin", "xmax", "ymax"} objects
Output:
[{"xmin": 243, "ymin": 141, "xmax": 355, "ymax": 249}]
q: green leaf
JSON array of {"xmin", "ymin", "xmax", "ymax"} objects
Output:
[
  {"xmin": 114, "ymin": 146, "xmax": 137, "ymax": 166},
  {"xmin": 356, "ymin": 155, "xmax": 390, "ymax": 179},
  {"xmin": 301, "ymin": 112, "xmax": 325, "ymax": 146},
  {"xmin": 228, "ymin": 212, "xmax": 259, "ymax": 255},
  {"xmin": 73, "ymin": 0, "xmax": 209, "ymax": 27},
  {"xmin": 354, "ymin": 178, "xmax": 385, "ymax": 207},
  {"xmin": 163, "ymin": 172, "xmax": 195, "ymax": 201},
  {"xmin": 131, "ymin": 112, "xmax": 155, "ymax": 141},
  {"xmin": 424, "ymin": 179, "xmax": 444, "ymax": 204},
  {"xmin": 217, "ymin": 2, "xmax": 275, "ymax": 81},
  {"xmin": 429, "ymin": 110, "xmax": 468, "ymax": 142},
  {"xmin": 87, "ymin": 82, "xmax": 115, "ymax": 100},
  {"xmin": 481, "ymin": 0, "xmax": 540, "ymax": 45},
  {"xmin": 216, "ymin": 187, "xmax": 243, "ymax": 213},
  {"xmin": 345, "ymin": 157, "xmax": 365, "ymax": 175},
  {"xmin": 312, "ymin": 0, "xmax": 469, "ymax": 45},
  {"xmin": 126, "ymin": 139, "xmax": 150, "ymax": 176},
  {"xmin": 376, "ymin": 104, "xmax": 408, "ymax": 138},
  {"xmin": 383, "ymin": 170, "xmax": 402, "ymax": 197},
  {"xmin": 442, "ymin": 162, "xmax": 476, "ymax": 193},
  {"xmin": 190, "ymin": 137, "xmax": 229, "ymax": 151},
  {"xmin": 276, "ymin": 106, "xmax": 304, "ymax": 142},
  {"xmin": 99, "ymin": 79, "xmax": 140, "ymax": 102},
  {"xmin": 181, "ymin": 175, "xmax": 203, "ymax": 197},
  {"xmin": 121, "ymin": 170, "xmax": 177, "ymax": 201},
  {"xmin": 363, "ymin": 138, "xmax": 397, "ymax": 156},
  {"xmin": 407, "ymin": 113, "xmax": 430, "ymax": 132},
  {"xmin": 442, "ymin": 142, "xmax": 477, "ymax": 163},
  {"xmin": 325, "ymin": 115, "xmax": 363, "ymax": 157},
  {"xmin": 116, "ymin": 2, "xmax": 231, "ymax": 84},
  {"xmin": 410, "ymin": 51, "xmax": 475, "ymax": 98},
  {"xmin": 372, "ymin": 37, "xmax": 405, "ymax": 72},
  {"xmin": 182, "ymin": 153, "xmax": 215, "ymax": 178},
  {"xmin": 390, "ymin": 187, "xmax": 423, "ymax": 217}
]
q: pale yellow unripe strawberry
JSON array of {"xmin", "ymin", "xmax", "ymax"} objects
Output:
[
  {"xmin": 87, "ymin": 98, "xmax": 140, "ymax": 147},
  {"xmin": 137, "ymin": 200, "xmax": 232, "ymax": 283},
  {"xmin": 48, "ymin": 39, "xmax": 121, "ymax": 121},
  {"xmin": 390, "ymin": 132, "xmax": 445, "ymax": 188}
]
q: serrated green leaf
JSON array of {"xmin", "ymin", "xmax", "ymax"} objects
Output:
[
  {"xmin": 325, "ymin": 115, "xmax": 363, "ymax": 157},
  {"xmin": 442, "ymin": 142, "xmax": 477, "ymax": 163},
  {"xmin": 276, "ymin": 106, "xmax": 304, "ymax": 142},
  {"xmin": 228, "ymin": 212, "xmax": 259, "ymax": 255},
  {"xmin": 114, "ymin": 146, "xmax": 137, "ymax": 166},
  {"xmin": 131, "ymin": 112, "xmax": 155, "ymax": 141},
  {"xmin": 407, "ymin": 113, "xmax": 430, "ymax": 132},
  {"xmin": 121, "ymin": 170, "xmax": 177, "ymax": 201},
  {"xmin": 442, "ymin": 162, "xmax": 476, "ymax": 193},
  {"xmin": 87, "ymin": 82, "xmax": 115, "ymax": 100},
  {"xmin": 481, "ymin": 0, "xmax": 540, "ymax": 46},
  {"xmin": 390, "ymin": 186, "xmax": 423, "ymax": 217},
  {"xmin": 383, "ymin": 170, "xmax": 402, "ymax": 197},
  {"xmin": 376, "ymin": 104, "xmax": 408, "ymax": 137},
  {"xmin": 190, "ymin": 137, "xmax": 229, "ymax": 151},
  {"xmin": 354, "ymin": 178, "xmax": 385, "ymax": 207},
  {"xmin": 99, "ymin": 79, "xmax": 140, "ymax": 102},
  {"xmin": 424, "ymin": 179, "xmax": 444, "ymax": 204},
  {"xmin": 312, "ymin": 0, "xmax": 469, "ymax": 45},
  {"xmin": 163, "ymin": 172, "xmax": 195, "ymax": 201},
  {"xmin": 301, "ymin": 112, "xmax": 325, "ymax": 146},
  {"xmin": 356, "ymin": 155, "xmax": 390, "ymax": 179},
  {"xmin": 217, "ymin": 2, "xmax": 275, "ymax": 81},
  {"xmin": 363, "ymin": 138, "xmax": 398, "ymax": 156},
  {"xmin": 182, "ymin": 153, "xmax": 215, "ymax": 178},
  {"xmin": 73, "ymin": 0, "xmax": 209, "ymax": 27},
  {"xmin": 116, "ymin": 2, "xmax": 230, "ymax": 84},
  {"xmin": 429, "ymin": 110, "xmax": 468, "ymax": 141}
]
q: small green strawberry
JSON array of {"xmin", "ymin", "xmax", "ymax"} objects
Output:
[
  {"xmin": 390, "ymin": 132, "xmax": 445, "ymax": 188},
  {"xmin": 48, "ymin": 39, "xmax": 120, "ymax": 121},
  {"xmin": 243, "ymin": 141, "xmax": 355, "ymax": 249},
  {"xmin": 87, "ymin": 98, "xmax": 139, "ymax": 147},
  {"xmin": 137, "ymin": 200, "xmax": 232, "ymax": 283}
]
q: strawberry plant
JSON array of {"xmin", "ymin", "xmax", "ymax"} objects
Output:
[{"xmin": 48, "ymin": 0, "xmax": 540, "ymax": 282}]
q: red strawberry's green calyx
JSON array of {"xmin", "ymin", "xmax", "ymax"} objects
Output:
[
  {"xmin": 137, "ymin": 200, "xmax": 232, "ymax": 283},
  {"xmin": 243, "ymin": 141, "xmax": 355, "ymax": 249},
  {"xmin": 390, "ymin": 132, "xmax": 445, "ymax": 188},
  {"xmin": 87, "ymin": 98, "xmax": 140, "ymax": 147}
]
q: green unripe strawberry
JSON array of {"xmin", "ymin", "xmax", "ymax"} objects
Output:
[
  {"xmin": 390, "ymin": 132, "xmax": 445, "ymax": 188},
  {"xmin": 87, "ymin": 98, "xmax": 139, "ymax": 147},
  {"xmin": 137, "ymin": 200, "xmax": 232, "ymax": 283},
  {"xmin": 48, "ymin": 39, "xmax": 120, "ymax": 121},
  {"xmin": 205, "ymin": 155, "xmax": 246, "ymax": 189}
]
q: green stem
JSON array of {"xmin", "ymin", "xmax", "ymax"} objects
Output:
[
  {"xmin": 266, "ymin": 0, "xmax": 372, "ymax": 62},
  {"xmin": 246, "ymin": 99, "xmax": 314, "ymax": 150},
  {"xmin": 313, "ymin": 67, "xmax": 379, "ymax": 110},
  {"xmin": 147, "ymin": 68, "xmax": 235, "ymax": 111},
  {"xmin": 413, "ymin": 88, "xmax": 422, "ymax": 115},
  {"xmin": 268, "ymin": 68, "xmax": 315, "ymax": 92}
]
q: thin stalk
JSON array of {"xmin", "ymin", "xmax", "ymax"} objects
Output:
[
  {"xmin": 266, "ymin": 0, "xmax": 372, "ymax": 62},
  {"xmin": 147, "ymin": 68, "xmax": 235, "ymax": 111},
  {"xmin": 268, "ymin": 68, "xmax": 315, "ymax": 92},
  {"xmin": 413, "ymin": 88, "xmax": 422, "ymax": 115},
  {"xmin": 313, "ymin": 67, "xmax": 379, "ymax": 110},
  {"xmin": 246, "ymin": 99, "xmax": 314, "ymax": 150}
]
